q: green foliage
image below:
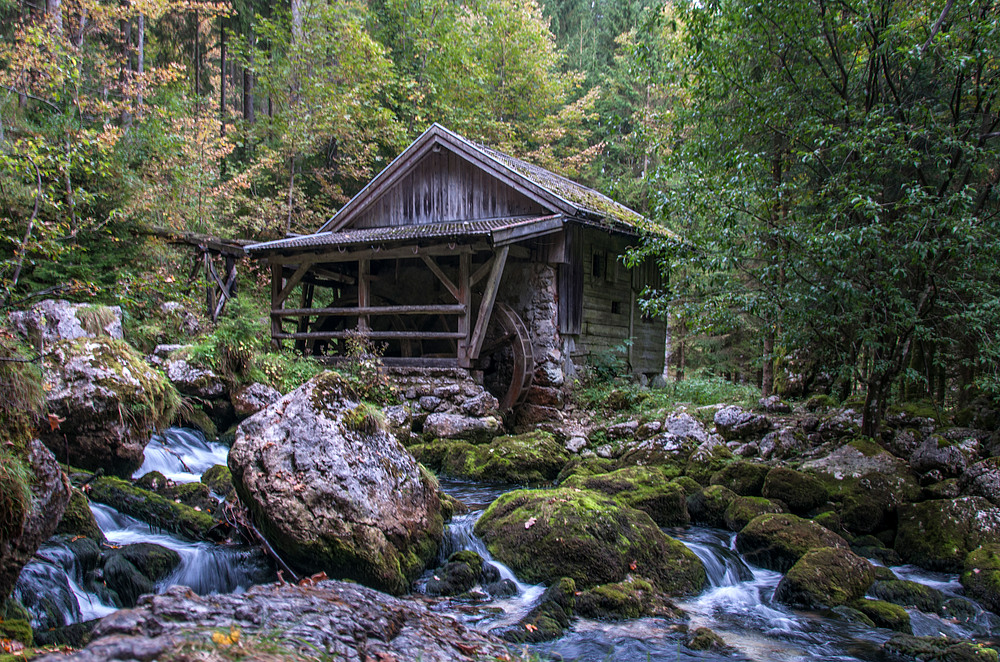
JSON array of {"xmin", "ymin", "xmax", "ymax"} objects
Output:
[
  {"xmin": 339, "ymin": 330, "xmax": 397, "ymax": 405},
  {"xmin": 0, "ymin": 447, "xmax": 30, "ymax": 546},
  {"xmin": 342, "ymin": 402, "xmax": 388, "ymax": 435}
]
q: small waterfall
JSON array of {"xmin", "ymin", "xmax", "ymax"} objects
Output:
[
  {"xmin": 133, "ymin": 427, "xmax": 229, "ymax": 483},
  {"xmin": 882, "ymin": 564, "xmax": 1000, "ymax": 640}
]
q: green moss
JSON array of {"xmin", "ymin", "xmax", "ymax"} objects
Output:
[
  {"xmin": 563, "ymin": 466, "xmax": 690, "ymax": 526},
  {"xmin": 55, "ymin": 488, "xmax": 104, "ymax": 540},
  {"xmin": 812, "ymin": 510, "xmax": 851, "ymax": 540},
  {"xmin": 962, "ymin": 544, "xmax": 1000, "ymax": 614},
  {"xmin": 804, "ymin": 394, "xmax": 837, "ymax": 411},
  {"xmin": 0, "ymin": 618, "xmax": 32, "ymax": 647},
  {"xmin": 850, "ymin": 599, "xmax": 912, "ymax": 633},
  {"xmin": 848, "ymin": 437, "xmax": 885, "ymax": 457},
  {"xmin": 341, "ymin": 402, "xmax": 387, "ymax": 435},
  {"xmin": 883, "ymin": 634, "xmax": 998, "ymax": 662},
  {"xmin": 671, "ymin": 476, "xmax": 703, "ymax": 496},
  {"xmin": 162, "ymin": 481, "xmax": 218, "ymax": 515},
  {"xmin": 736, "ymin": 513, "xmax": 848, "ymax": 572},
  {"xmin": 888, "ymin": 401, "xmax": 942, "ymax": 423},
  {"xmin": 687, "ymin": 485, "xmax": 737, "ymax": 527},
  {"xmin": 870, "ymin": 580, "xmax": 944, "ymax": 613},
  {"xmin": 710, "ymin": 461, "xmax": 771, "ymax": 496},
  {"xmin": 725, "ymin": 496, "xmax": 783, "ymax": 532},
  {"xmin": 684, "ymin": 444, "xmax": 734, "ymax": 486},
  {"xmin": 0, "ymin": 449, "xmax": 30, "ymax": 547},
  {"xmin": 114, "ymin": 543, "xmax": 182, "ymax": 582},
  {"xmin": 499, "ymin": 578, "xmax": 577, "ymax": 644},
  {"xmin": 687, "ymin": 627, "xmax": 728, "ymax": 651},
  {"xmin": 178, "ymin": 406, "xmax": 217, "ymax": 439},
  {"xmin": 762, "ymin": 467, "xmax": 828, "ymax": 515},
  {"xmin": 88, "ymin": 476, "xmax": 217, "ymax": 540},
  {"xmin": 556, "ymin": 457, "xmax": 615, "ymax": 484},
  {"xmin": 474, "ymin": 488, "xmax": 705, "ymax": 594},
  {"xmin": 202, "ymin": 464, "xmax": 235, "ymax": 500},
  {"xmin": 895, "ymin": 497, "xmax": 999, "ymax": 571},
  {"xmin": 775, "ymin": 547, "xmax": 876, "ymax": 608},
  {"xmin": 412, "ymin": 432, "xmax": 569, "ymax": 484}
]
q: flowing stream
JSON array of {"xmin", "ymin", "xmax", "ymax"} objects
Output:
[{"xmin": 13, "ymin": 433, "xmax": 1000, "ymax": 659}]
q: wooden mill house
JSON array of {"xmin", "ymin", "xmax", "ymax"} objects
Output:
[{"xmin": 246, "ymin": 124, "xmax": 667, "ymax": 413}]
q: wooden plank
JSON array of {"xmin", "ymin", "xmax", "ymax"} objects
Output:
[
  {"xmin": 458, "ymin": 252, "xmax": 471, "ymax": 367},
  {"xmin": 492, "ymin": 215, "xmax": 563, "ymax": 246},
  {"xmin": 270, "ymin": 263, "xmax": 283, "ymax": 349},
  {"xmin": 468, "ymin": 245, "xmax": 509, "ymax": 359},
  {"xmin": 470, "ymin": 256, "xmax": 494, "ymax": 288},
  {"xmin": 421, "ymin": 255, "xmax": 460, "ymax": 301},
  {"xmin": 273, "ymin": 330, "xmax": 467, "ymax": 341},
  {"xmin": 264, "ymin": 242, "xmax": 482, "ymax": 264},
  {"xmin": 320, "ymin": 356, "xmax": 460, "ymax": 368},
  {"xmin": 358, "ymin": 258, "xmax": 370, "ymax": 332},
  {"xmin": 295, "ymin": 283, "xmax": 314, "ymax": 352},
  {"xmin": 272, "ymin": 305, "xmax": 467, "ymax": 317},
  {"xmin": 276, "ymin": 262, "xmax": 311, "ymax": 306}
]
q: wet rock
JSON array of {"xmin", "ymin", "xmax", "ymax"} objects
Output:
[
  {"xmin": 165, "ymin": 358, "xmax": 226, "ymax": 399},
  {"xmin": 425, "ymin": 551, "xmax": 486, "ymax": 596},
  {"xmin": 686, "ymin": 626, "xmax": 730, "ymax": 652},
  {"xmin": 687, "ymin": 485, "xmax": 738, "ymax": 528},
  {"xmin": 762, "ymin": 467, "xmax": 828, "ymax": 515},
  {"xmin": 571, "ymin": 467, "xmax": 691, "ymax": 526},
  {"xmin": 0, "ymin": 440, "xmax": 72, "ymax": 604},
  {"xmin": 412, "ymin": 431, "xmax": 569, "ymax": 484},
  {"xmin": 102, "ymin": 543, "xmax": 180, "ymax": 608},
  {"xmin": 853, "ymin": 599, "xmax": 912, "ymax": 633},
  {"xmin": 911, "ymin": 435, "xmax": 968, "ymax": 477},
  {"xmin": 201, "ymin": 464, "xmax": 235, "ymax": 501},
  {"xmin": 725, "ymin": 496, "xmax": 784, "ymax": 532},
  {"xmin": 685, "ymin": 440, "xmax": 735, "ymax": 485},
  {"xmin": 229, "ymin": 372, "xmax": 442, "ymax": 595},
  {"xmin": 618, "ymin": 431, "xmax": 697, "ymax": 470},
  {"xmin": 895, "ymin": 497, "xmax": 1000, "ymax": 571},
  {"xmin": 963, "ymin": 457, "xmax": 1000, "ymax": 505},
  {"xmin": 575, "ymin": 576, "xmax": 681, "ymax": 621},
  {"xmin": 961, "ymin": 544, "xmax": 1000, "ymax": 615},
  {"xmin": 870, "ymin": 579, "xmax": 944, "ymax": 613},
  {"xmin": 830, "ymin": 605, "xmax": 875, "ymax": 627},
  {"xmin": 882, "ymin": 633, "xmax": 997, "ymax": 662},
  {"xmin": 813, "ymin": 511, "xmax": 851, "ymax": 541},
  {"xmin": 9, "ymin": 299, "xmax": 122, "ymax": 346},
  {"xmin": 710, "ymin": 461, "xmax": 771, "ymax": 496},
  {"xmin": 474, "ymin": 487, "xmax": 705, "ymax": 595},
  {"xmin": 495, "ymin": 577, "xmax": 575, "ymax": 643},
  {"xmin": 34, "ymin": 580, "xmax": 511, "ymax": 662},
  {"xmin": 565, "ymin": 436, "xmax": 587, "ymax": 453},
  {"xmin": 88, "ymin": 476, "xmax": 218, "ymax": 541},
  {"xmin": 735, "ymin": 513, "xmax": 848, "ymax": 572},
  {"xmin": 54, "ymin": 488, "xmax": 104, "ymax": 542},
  {"xmin": 422, "ymin": 412, "xmax": 501, "ymax": 444},
  {"xmin": 714, "ymin": 406, "xmax": 772, "ymax": 441},
  {"xmin": 230, "ymin": 382, "xmax": 281, "ymax": 418},
  {"xmin": 41, "ymin": 339, "xmax": 179, "ymax": 477},
  {"xmin": 759, "ymin": 395, "xmax": 791, "ymax": 413},
  {"xmin": 485, "ymin": 578, "xmax": 518, "ymax": 598},
  {"xmin": 775, "ymin": 547, "xmax": 875, "ymax": 608}
]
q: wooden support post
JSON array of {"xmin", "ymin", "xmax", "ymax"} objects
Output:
[
  {"xmin": 458, "ymin": 252, "xmax": 471, "ymax": 367},
  {"xmin": 358, "ymin": 258, "xmax": 370, "ymax": 333},
  {"xmin": 296, "ymin": 282, "xmax": 314, "ymax": 353},
  {"xmin": 421, "ymin": 255, "xmax": 460, "ymax": 301},
  {"xmin": 469, "ymin": 245, "xmax": 509, "ymax": 359},
  {"xmin": 204, "ymin": 250, "xmax": 216, "ymax": 320},
  {"xmin": 270, "ymin": 263, "xmax": 283, "ymax": 349},
  {"xmin": 275, "ymin": 262, "xmax": 311, "ymax": 306}
]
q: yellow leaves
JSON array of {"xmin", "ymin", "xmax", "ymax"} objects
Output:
[
  {"xmin": 211, "ymin": 625, "xmax": 241, "ymax": 648},
  {"xmin": 524, "ymin": 623, "xmax": 538, "ymax": 632}
]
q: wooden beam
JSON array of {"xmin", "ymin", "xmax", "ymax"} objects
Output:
[
  {"xmin": 263, "ymin": 242, "xmax": 487, "ymax": 265},
  {"xmin": 272, "ymin": 330, "xmax": 466, "ymax": 341},
  {"xmin": 492, "ymin": 215, "xmax": 564, "ymax": 246},
  {"xmin": 320, "ymin": 356, "xmax": 461, "ymax": 368},
  {"xmin": 358, "ymin": 258, "xmax": 370, "ymax": 332},
  {"xmin": 296, "ymin": 283, "xmax": 314, "ymax": 352},
  {"xmin": 272, "ymin": 304, "xmax": 466, "ymax": 317},
  {"xmin": 458, "ymin": 252, "xmax": 471, "ymax": 368},
  {"xmin": 421, "ymin": 255, "xmax": 460, "ymax": 301},
  {"xmin": 275, "ymin": 262, "xmax": 311, "ymax": 306},
  {"xmin": 270, "ymin": 263, "xmax": 283, "ymax": 349},
  {"xmin": 468, "ymin": 245, "xmax": 509, "ymax": 359},
  {"xmin": 470, "ymin": 256, "xmax": 494, "ymax": 288}
]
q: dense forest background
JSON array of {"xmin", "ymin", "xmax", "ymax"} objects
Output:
[{"xmin": 1, "ymin": 0, "xmax": 998, "ymax": 433}]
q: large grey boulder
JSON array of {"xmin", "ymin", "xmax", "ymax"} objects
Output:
[
  {"xmin": 9, "ymin": 299, "xmax": 122, "ymax": 347},
  {"xmin": 0, "ymin": 440, "xmax": 72, "ymax": 603},
  {"xmin": 714, "ymin": 406, "xmax": 772, "ymax": 441},
  {"xmin": 910, "ymin": 435, "xmax": 968, "ymax": 477},
  {"xmin": 33, "ymin": 581, "xmax": 511, "ymax": 662},
  {"xmin": 230, "ymin": 382, "xmax": 281, "ymax": 418},
  {"xmin": 962, "ymin": 457, "xmax": 1000, "ymax": 505},
  {"xmin": 895, "ymin": 497, "xmax": 1000, "ymax": 571},
  {"xmin": 165, "ymin": 358, "xmax": 226, "ymax": 399},
  {"xmin": 229, "ymin": 372, "xmax": 443, "ymax": 595},
  {"xmin": 422, "ymin": 412, "xmax": 500, "ymax": 444},
  {"xmin": 41, "ymin": 338, "xmax": 178, "ymax": 476}
]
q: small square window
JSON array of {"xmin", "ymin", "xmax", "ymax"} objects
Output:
[{"xmin": 611, "ymin": 301, "xmax": 621, "ymax": 315}]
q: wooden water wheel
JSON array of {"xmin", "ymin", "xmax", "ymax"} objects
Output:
[{"xmin": 478, "ymin": 302, "xmax": 534, "ymax": 412}]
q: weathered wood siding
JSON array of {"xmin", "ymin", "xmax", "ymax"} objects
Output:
[
  {"xmin": 569, "ymin": 226, "xmax": 666, "ymax": 376},
  {"xmin": 350, "ymin": 149, "xmax": 547, "ymax": 228}
]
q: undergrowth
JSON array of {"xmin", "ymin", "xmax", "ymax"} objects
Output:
[{"xmin": 576, "ymin": 370, "xmax": 762, "ymax": 418}]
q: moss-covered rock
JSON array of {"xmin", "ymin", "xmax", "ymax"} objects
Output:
[
  {"xmin": 851, "ymin": 599, "xmax": 912, "ymax": 633},
  {"xmin": 575, "ymin": 576, "xmax": 680, "ymax": 620},
  {"xmin": 725, "ymin": 496, "xmax": 784, "ymax": 533},
  {"xmin": 41, "ymin": 338, "xmax": 179, "ymax": 477},
  {"xmin": 686, "ymin": 627, "xmax": 730, "ymax": 652},
  {"xmin": 0, "ymin": 617, "xmax": 32, "ymax": 647},
  {"xmin": 830, "ymin": 605, "xmax": 875, "ymax": 627},
  {"xmin": 895, "ymin": 497, "xmax": 1000, "ymax": 571},
  {"xmin": 812, "ymin": 510, "xmax": 851, "ymax": 541},
  {"xmin": 961, "ymin": 544, "xmax": 1000, "ymax": 614},
  {"xmin": 687, "ymin": 485, "xmax": 738, "ymax": 528},
  {"xmin": 710, "ymin": 461, "xmax": 771, "ymax": 496},
  {"xmin": 684, "ymin": 444, "xmax": 734, "ymax": 486},
  {"xmin": 775, "ymin": 547, "xmax": 875, "ymax": 608},
  {"xmin": 883, "ymin": 634, "xmax": 998, "ymax": 662},
  {"xmin": 178, "ymin": 405, "xmax": 217, "ymax": 440},
  {"xmin": 555, "ymin": 457, "xmax": 615, "ymax": 484},
  {"xmin": 114, "ymin": 543, "xmax": 181, "ymax": 582},
  {"xmin": 761, "ymin": 467, "xmax": 828, "ymax": 515},
  {"xmin": 735, "ymin": 513, "xmax": 848, "ymax": 572},
  {"xmin": 201, "ymin": 464, "xmax": 235, "ymax": 501},
  {"xmin": 54, "ymin": 488, "xmax": 104, "ymax": 541},
  {"xmin": 412, "ymin": 431, "xmax": 569, "ymax": 484},
  {"xmin": 425, "ymin": 551, "xmax": 484, "ymax": 597},
  {"xmin": 88, "ymin": 476, "xmax": 218, "ymax": 541},
  {"xmin": 438, "ymin": 492, "xmax": 467, "ymax": 522},
  {"xmin": 563, "ymin": 466, "xmax": 690, "ymax": 526},
  {"xmin": 671, "ymin": 475, "xmax": 703, "ymax": 497},
  {"xmin": 103, "ymin": 553, "xmax": 155, "ymax": 608},
  {"xmin": 497, "ymin": 577, "xmax": 576, "ymax": 643},
  {"xmin": 869, "ymin": 579, "xmax": 944, "ymax": 614},
  {"xmin": 161, "ymin": 481, "xmax": 218, "ymax": 516},
  {"xmin": 474, "ymin": 488, "xmax": 705, "ymax": 595},
  {"xmin": 135, "ymin": 471, "xmax": 167, "ymax": 491}
]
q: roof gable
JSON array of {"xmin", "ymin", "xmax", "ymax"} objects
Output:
[{"xmin": 318, "ymin": 124, "xmax": 647, "ymax": 234}]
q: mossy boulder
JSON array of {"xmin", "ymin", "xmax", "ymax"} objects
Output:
[
  {"xmin": 724, "ymin": 496, "xmax": 784, "ymax": 532},
  {"xmin": 425, "ymin": 551, "xmax": 485, "ymax": 597},
  {"xmin": 555, "ymin": 457, "xmax": 615, "ymax": 484},
  {"xmin": 812, "ymin": 510, "xmax": 851, "ymax": 541},
  {"xmin": 54, "ymin": 488, "xmax": 104, "ymax": 541},
  {"xmin": 201, "ymin": 464, "xmax": 235, "ymax": 500},
  {"xmin": 687, "ymin": 485, "xmax": 738, "ymax": 528},
  {"xmin": 41, "ymin": 338, "xmax": 179, "ymax": 477},
  {"xmin": 686, "ymin": 627, "xmax": 730, "ymax": 652},
  {"xmin": 851, "ymin": 599, "xmax": 912, "ymax": 633},
  {"xmin": 114, "ymin": 542, "xmax": 181, "ymax": 582},
  {"xmin": 961, "ymin": 544, "xmax": 1000, "ymax": 614},
  {"xmin": 496, "ymin": 577, "xmax": 576, "ymax": 644},
  {"xmin": 736, "ymin": 513, "xmax": 849, "ymax": 572},
  {"xmin": 895, "ymin": 497, "xmax": 1000, "ymax": 571},
  {"xmin": 161, "ymin": 482, "xmax": 218, "ymax": 516},
  {"xmin": 710, "ymin": 461, "xmax": 771, "ymax": 496},
  {"xmin": 774, "ymin": 547, "xmax": 875, "ymax": 608},
  {"xmin": 883, "ymin": 634, "xmax": 998, "ymax": 662},
  {"xmin": 412, "ymin": 431, "xmax": 569, "ymax": 484},
  {"xmin": 0, "ymin": 618, "xmax": 32, "ymax": 647},
  {"xmin": 474, "ymin": 488, "xmax": 705, "ymax": 595},
  {"xmin": 870, "ymin": 579, "xmax": 944, "ymax": 614},
  {"xmin": 88, "ymin": 476, "xmax": 218, "ymax": 541},
  {"xmin": 684, "ymin": 443, "xmax": 734, "ymax": 486},
  {"xmin": 575, "ymin": 576, "xmax": 680, "ymax": 620},
  {"xmin": 761, "ymin": 467, "xmax": 828, "ymax": 515},
  {"xmin": 562, "ymin": 466, "xmax": 690, "ymax": 526}
]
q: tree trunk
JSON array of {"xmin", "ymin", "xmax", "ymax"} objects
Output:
[
  {"xmin": 761, "ymin": 331, "xmax": 774, "ymax": 397},
  {"xmin": 243, "ymin": 59, "xmax": 255, "ymax": 124},
  {"xmin": 193, "ymin": 11, "xmax": 200, "ymax": 98},
  {"xmin": 119, "ymin": 15, "xmax": 132, "ymax": 126},
  {"xmin": 220, "ymin": 17, "xmax": 227, "ymax": 139},
  {"xmin": 136, "ymin": 13, "xmax": 144, "ymax": 107},
  {"xmin": 47, "ymin": 0, "xmax": 62, "ymax": 35}
]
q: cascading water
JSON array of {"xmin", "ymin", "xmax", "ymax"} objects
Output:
[{"xmin": 134, "ymin": 427, "xmax": 230, "ymax": 484}]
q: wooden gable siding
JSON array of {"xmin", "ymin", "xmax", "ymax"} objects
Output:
[
  {"xmin": 348, "ymin": 148, "xmax": 548, "ymax": 229},
  {"xmin": 574, "ymin": 226, "xmax": 666, "ymax": 376}
]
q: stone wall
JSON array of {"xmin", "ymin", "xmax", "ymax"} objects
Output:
[{"xmin": 389, "ymin": 366, "xmax": 499, "ymax": 419}]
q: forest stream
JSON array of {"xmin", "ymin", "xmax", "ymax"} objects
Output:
[{"xmin": 13, "ymin": 428, "xmax": 1000, "ymax": 661}]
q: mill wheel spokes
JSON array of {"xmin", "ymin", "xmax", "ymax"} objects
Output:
[{"xmin": 478, "ymin": 303, "xmax": 534, "ymax": 412}]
